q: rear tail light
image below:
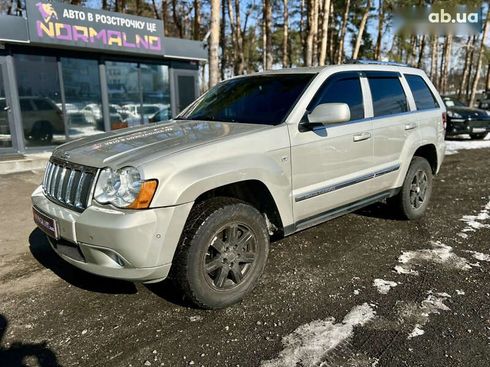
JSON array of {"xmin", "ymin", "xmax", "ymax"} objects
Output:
[{"xmin": 442, "ymin": 112, "xmax": 447, "ymax": 130}]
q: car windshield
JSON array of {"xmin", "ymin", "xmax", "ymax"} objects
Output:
[
  {"xmin": 177, "ymin": 74, "xmax": 315, "ymax": 125},
  {"xmin": 444, "ymin": 98, "xmax": 466, "ymax": 107}
]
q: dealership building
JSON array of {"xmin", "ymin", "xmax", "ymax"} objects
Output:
[{"xmin": 0, "ymin": 0, "xmax": 206, "ymax": 155}]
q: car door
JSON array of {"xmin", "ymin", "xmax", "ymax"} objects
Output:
[
  {"xmin": 288, "ymin": 71, "xmax": 375, "ymax": 227},
  {"xmin": 366, "ymin": 71, "xmax": 415, "ymax": 193}
]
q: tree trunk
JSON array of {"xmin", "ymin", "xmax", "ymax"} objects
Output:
[
  {"xmin": 318, "ymin": 0, "xmax": 330, "ymax": 66},
  {"xmin": 430, "ymin": 36, "xmax": 438, "ymax": 85},
  {"xmin": 486, "ymin": 64, "xmax": 490, "ymax": 91},
  {"xmin": 220, "ymin": 0, "xmax": 226, "ymax": 80},
  {"xmin": 263, "ymin": 0, "xmax": 273, "ymax": 70},
  {"xmin": 352, "ymin": 0, "xmax": 370, "ymax": 60},
  {"xmin": 469, "ymin": 11, "xmax": 489, "ymax": 106},
  {"xmin": 441, "ymin": 34, "xmax": 452, "ymax": 94},
  {"xmin": 305, "ymin": 0, "xmax": 315, "ymax": 66},
  {"xmin": 300, "ymin": 0, "xmax": 306, "ymax": 64},
  {"xmin": 102, "ymin": 0, "xmax": 108, "ymax": 11},
  {"xmin": 374, "ymin": 0, "xmax": 384, "ymax": 60},
  {"xmin": 161, "ymin": 1, "xmax": 169, "ymax": 35},
  {"xmin": 172, "ymin": 0, "xmax": 183, "ymax": 39},
  {"xmin": 336, "ymin": 0, "xmax": 350, "ymax": 64},
  {"xmin": 282, "ymin": 0, "xmax": 289, "ymax": 68},
  {"xmin": 416, "ymin": 35, "xmax": 426, "ymax": 69},
  {"xmin": 312, "ymin": 0, "xmax": 319, "ymax": 66},
  {"xmin": 151, "ymin": 0, "xmax": 161, "ymax": 19},
  {"xmin": 209, "ymin": 0, "xmax": 221, "ymax": 88},
  {"xmin": 458, "ymin": 37, "xmax": 474, "ymax": 98},
  {"xmin": 193, "ymin": 0, "xmax": 201, "ymax": 40},
  {"xmin": 327, "ymin": 0, "xmax": 335, "ymax": 64}
]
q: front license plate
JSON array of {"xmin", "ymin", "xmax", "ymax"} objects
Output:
[
  {"xmin": 472, "ymin": 128, "xmax": 486, "ymax": 133},
  {"xmin": 33, "ymin": 207, "xmax": 59, "ymax": 239}
]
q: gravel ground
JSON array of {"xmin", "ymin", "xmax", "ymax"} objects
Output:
[{"xmin": 0, "ymin": 144, "xmax": 489, "ymax": 367}]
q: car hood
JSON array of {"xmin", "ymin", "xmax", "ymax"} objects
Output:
[
  {"xmin": 52, "ymin": 120, "xmax": 270, "ymax": 168},
  {"xmin": 448, "ymin": 106, "xmax": 490, "ymax": 118}
]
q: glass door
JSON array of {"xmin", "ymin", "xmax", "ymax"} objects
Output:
[{"xmin": 0, "ymin": 58, "xmax": 16, "ymax": 152}]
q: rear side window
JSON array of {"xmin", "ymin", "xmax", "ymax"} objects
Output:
[
  {"xmin": 33, "ymin": 99, "xmax": 55, "ymax": 111},
  {"xmin": 368, "ymin": 75, "xmax": 408, "ymax": 117},
  {"xmin": 19, "ymin": 99, "xmax": 34, "ymax": 112},
  {"xmin": 405, "ymin": 74, "xmax": 440, "ymax": 110},
  {"xmin": 308, "ymin": 73, "xmax": 364, "ymax": 121}
]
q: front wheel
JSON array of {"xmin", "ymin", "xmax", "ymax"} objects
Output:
[
  {"xmin": 469, "ymin": 132, "xmax": 488, "ymax": 140},
  {"xmin": 389, "ymin": 157, "xmax": 433, "ymax": 220},
  {"xmin": 171, "ymin": 198, "xmax": 270, "ymax": 309}
]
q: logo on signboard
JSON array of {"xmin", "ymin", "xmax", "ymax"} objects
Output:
[{"xmin": 36, "ymin": 2, "xmax": 58, "ymax": 23}]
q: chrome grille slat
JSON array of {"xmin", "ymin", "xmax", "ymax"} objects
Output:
[
  {"xmin": 74, "ymin": 172, "xmax": 87, "ymax": 208},
  {"xmin": 41, "ymin": 160, "xmax": 96, "ymax": 212},
  {"xmin": 65, "ymin": 170, "xmax": 76, "ymax": 204},
  {"xmin": 57, "ymin": 167, "xmax": 67, "ymax": 201}
]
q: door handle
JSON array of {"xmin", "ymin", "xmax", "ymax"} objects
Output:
[
  {"xmin": 405, "ymin": 122, "xmax": 417, "ymax": 130},
  {"xmin": 353, "ymin": 131, "xmax": 371, "ymax": 142},
  {"xmin": 3, "ymin": 106, "xmax": 10, "ymax": 112}
]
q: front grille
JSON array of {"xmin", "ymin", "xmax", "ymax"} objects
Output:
[{"xmin": 42, "ymin": 158, "xmax": 98, "ymax": 212}]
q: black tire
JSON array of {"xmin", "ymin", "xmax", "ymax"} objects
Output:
[
  {"xmin": 389, "ymin": 157, "xmax": 433, "ymax": 220},
  {"xmin": 469, "ymin": 132, "xmax": 487, "ymax": 140},
  {"xmin": 31, "ymin": 121, "xmax": 53, "ymax": 143},
  {"xmin": 171, "ymin": 197, "xmax": 270, "ymax": 309}
]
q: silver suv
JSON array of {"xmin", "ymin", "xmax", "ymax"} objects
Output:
[{"xmin": 32, "ymin": 63, "xmax": 446, "ymax": 309}]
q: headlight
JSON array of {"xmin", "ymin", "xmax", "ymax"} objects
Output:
[
  {"xmin": 486, "ymin": 110, "xmax": 490, "ymax": 116},
  {"xmin": 94, "ymin": 167, "xmax": 157, "ymax": 209},
  {"xmin": 447, "ymin": 110, "xmax": 462, "ymax": 118}
]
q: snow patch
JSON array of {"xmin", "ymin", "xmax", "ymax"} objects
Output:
[
  {"xmin": 465, "ymin": 250, "xmax": 490, "ymax": 262},
  {"xmin": 396, "ymin": 241, "xmax": 472, "ymax": 274},
  {"xmin": 456, "ymin": 289, "xmax": 465, "ymax": 295},
  {"xmin": 393, "ymin": 265, "xmax": 419, "ymax": 276},
  {"xmin": 260, "ymin": 303, "xmax": 375, "ymax": 367},
  {"xmin": 445, "ymin": 135, "xmax": 490, "ymax": 155},
  {"xmin": 408, "ymin": 324, "xmax": 425, "ymax": 339},
  {"xmin": 459, "ymin": 199, "xmax": 490, "ymax": 234},
  {"xmin": 373, "ymin": 279, "xmax": 398, "ymax": 294}
]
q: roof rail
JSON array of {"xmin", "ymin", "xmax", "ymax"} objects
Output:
[{"xmin": 344, "ymin": 59, "xmax": 412, "ymax": 67}]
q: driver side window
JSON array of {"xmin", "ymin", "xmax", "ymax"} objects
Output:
[{"xmin": 308, "ymin": 73, "xmax": 364, "ymax": 121}]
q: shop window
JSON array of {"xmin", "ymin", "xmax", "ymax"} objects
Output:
[
  {"xmin": 15, "ymin": 54, "xmax": 65, "ymax": 147},
  {"xmin": 0, "ymin": 71, "xmax": 12, "ymax": 148},
  {"xmin": 60, "ymin": 58, "xmax": 105, "ymax": 137},
  {"xmin": 106, "ymin": 61, "xmax": 171, "ymax": 129}
]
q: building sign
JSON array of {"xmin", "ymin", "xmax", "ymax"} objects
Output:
[{"xmin": 26, "ymin": 0, "xmax": 165, "ymax": 55}]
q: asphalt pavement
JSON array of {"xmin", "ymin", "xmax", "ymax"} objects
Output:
[{"xmin": 0, "ymin": 143, "xmax": 489, "ymax": 367}]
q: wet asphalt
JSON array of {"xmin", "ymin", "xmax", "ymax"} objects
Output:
[{"xmin": 0, "ymin": 146, "xmax": 489, "ymax": 367}]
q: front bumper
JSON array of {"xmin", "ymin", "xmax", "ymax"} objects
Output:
[
  {"xmin": 31, "ymin": 185, "xmax": 193, "ymax": 283},
  {"xmin": 446, "ymin": 117, "xmax": 490, "ymax": 136}
]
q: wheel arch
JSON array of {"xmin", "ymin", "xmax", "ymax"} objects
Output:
[{"xmin": 413, "ymin": 144, "xmax": 438, "ymax": 174}]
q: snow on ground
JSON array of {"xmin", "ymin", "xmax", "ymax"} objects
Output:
[
  {"xmin": 260, "ymin": 303, "xmax": 376, "ymax": 367},
  {"xmin": 373, "ymin": 279, "xmax": 398, "ymax": 294},
  {"xmin": 395, "ymin": 241, "xmax": 472, "ymax": 275},
  {"xmin": 459, "ymin": 199, "xmax": 490, "ymax": 235},
  {"xmin": 445, "ymin": 134, "xmax": 490, "ymax": 155},
  {"xmin": 399, "ymin": 292, "xmax": 451, "ymax": 340},
  {"xmin": 464, "ymin": 250, "xmax": 490, "ymax": 262}
]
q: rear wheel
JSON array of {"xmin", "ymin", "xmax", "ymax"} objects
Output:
[
  {"xmin": 171, "ymin": 197, "xmax": 270, "ymax": 309},
  {"xmin": 469, "ymin": 132, "xmax": 487, "ymax": 140},
  {"xmin": 30, "ymin": 121, "xmax": 53, "ymax": 143},
  {"xmin": 389, "ymin": 157, "xmax": 433, "ymax": 220}
]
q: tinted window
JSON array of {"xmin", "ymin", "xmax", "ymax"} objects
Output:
[
  {"xmin": 309, "ymin": 74, "xmax": 364, "ymax": 121},
  {"xmin": 368, "ymin": 76, "xmax": 408, "ymax": 117},
  {"xmin": 180, "ymin": 74, "xmax": 314, "ymax": 125},
  {"xmin": 19, "ymin": 99, "xmax": 33, "ymax": 112},
  {"xmin": 405, "ymin": 74, "xmax": 439, "ymax": 110},
  {"xmin": 33, "ymin": 99, "xmax": 55, "ymax": 111}
]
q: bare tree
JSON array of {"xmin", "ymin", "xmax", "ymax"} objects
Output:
[
  {"xmin": 416, "ymin": 35, "xmax": 426, "ymax": 69},
  {"xmin": 161, "ymin": 0, "xmax": 169, "ymax": 35},
  {"xmin": 458, "ymin": 36, "xmax": 475, "ymax": 99},
  {"xmin": 336, "ymin": 0, "xmax": 350, "ymax": 64},
  {"xmin": 469, "ymin": 10, "xmax": 489, "ymax": 106},
  {"xmin": 374, "ymin": 0, "xmax": 384, "ymax": 60},
  {"xmin": 352, "ymin": 0, "xmax": 370, "ymax": 60},
  {"xmin": 305, "ymin": 0, "xmax": 317, "ymax": 66},
  {"xmin": 430, "ymin": 36, "xmax": 438, "ymax": 86},
  {"xmin": 440, "ymin": 34, "xmax": 452, "ymax": 94},
  {"xmin": 209, "ymin": 0, "xmax": 221, "ymax": 88},
  {"xmin": 172, "ymin": 0, "xmax": 184, "ymax": 38},
  {"xmin": 312, "ymin": 0, "xmax": 319, "ymax": 66},
  {"xmin": 193, "ymin": 0, "xmax": 201, "ymax": 40},
  {"xmin": 282, "ymin": 0, "xmax": 289, "ymax": 68},
  {"xmin": 318, "ymin": 0, "xmax": 331, "ymax": 66},
  {"xmin": 151, "ymin": 0, "xmax": 160, "ymax": 19},
  {"xmin": 263, "ymin": 0, "xmax": 273, "ymax": 70}
]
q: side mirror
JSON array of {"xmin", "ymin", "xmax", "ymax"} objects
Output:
[{"xmin": 307, "ymin": 103, "xmax": 351, "ymax": 125}]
